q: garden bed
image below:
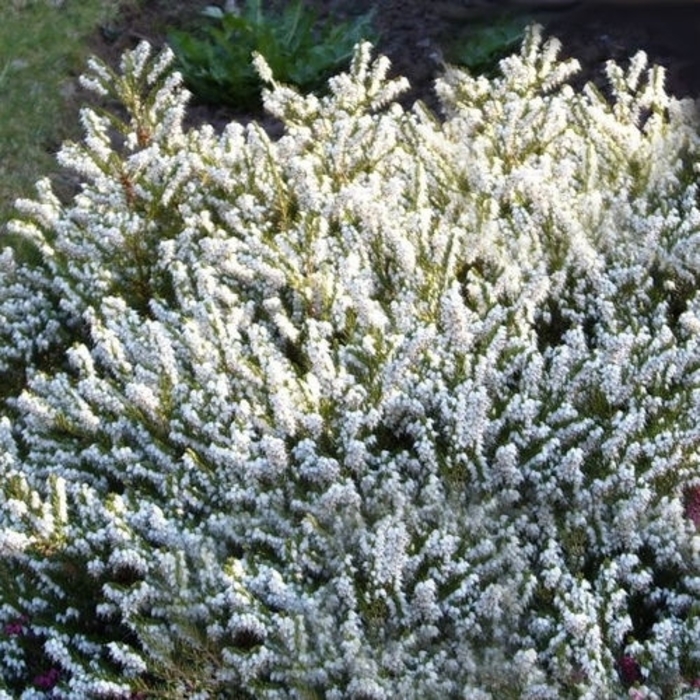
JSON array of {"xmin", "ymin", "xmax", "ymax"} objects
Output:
[{"xmin": 2, "ymin": 2, "xmax": 700, "ymax": 698}]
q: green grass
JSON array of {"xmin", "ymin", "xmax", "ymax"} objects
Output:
[{"xmin": 0, "ymin": 0, "xmax": 131, "ymax": 237}]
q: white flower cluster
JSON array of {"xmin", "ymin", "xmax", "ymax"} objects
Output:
[{"xmin": 2, "ymin": 29, "xmax": 700, "ymax": 698}]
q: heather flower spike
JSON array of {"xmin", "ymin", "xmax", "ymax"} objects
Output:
[{"xmin": 2, "ymin": 28, "xmax": 700, "ymax": 698}]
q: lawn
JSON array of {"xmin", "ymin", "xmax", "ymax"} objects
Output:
[{"xmin": 0, "ymin": 0, "xmax": 131, "ymax": 242}]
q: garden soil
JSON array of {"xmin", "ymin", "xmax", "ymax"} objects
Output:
[{"xmin": 85, "ymin": 1, "xmax": 700, "ymax": 132}]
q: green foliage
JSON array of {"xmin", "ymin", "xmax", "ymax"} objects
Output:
[
  {"xmin": 445, "ymin": 10, "xmax": 531, "ymax": 76},
  {"xmin": 168, "ymin": 0, "xmax": 377, "ymax": 109}
]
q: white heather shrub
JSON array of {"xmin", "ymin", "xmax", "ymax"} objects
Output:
[{"xmin": 2, "ymin": 26, "xmax": 700, "ymax": 698}]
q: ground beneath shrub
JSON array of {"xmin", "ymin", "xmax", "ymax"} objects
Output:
[{"xmin": 82, "ymin": 1, "xmax": 700, "ymax": 130}]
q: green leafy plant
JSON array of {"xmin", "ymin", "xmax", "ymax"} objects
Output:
[
  {"xmin": 168, "ymin": 0, "xmax": 377, "ymax": 108},
  {"xmin": 445, "ymin": 10, "xmax": 532, "ymax": 76}
]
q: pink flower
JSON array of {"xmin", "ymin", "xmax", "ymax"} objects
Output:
[
  {"xmin": 618, "ymin": 655, "xmax": 642, "ymax": 685},
  {"xmin": 33, "ymin": 667, "xmax": 60, "ymax": 691},
  {"xmin": 685, "ymin": 486, "xmax": 700, "ymax": 527},
  {"xmin": 3, "ymin": 615, "xmax": 28, "ymax": 636}
]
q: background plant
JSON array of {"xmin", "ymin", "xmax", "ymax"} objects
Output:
[
  {"xmin": 2, "ymin": 27, "xmax": 700, "ymax": 698},
  {"xmin": 443, "ymin": 9, "xmax": 532, "ymax": 77},
  {"xmin": 167, "ymin": 0, "xmax": 377, "ymax": 109}
]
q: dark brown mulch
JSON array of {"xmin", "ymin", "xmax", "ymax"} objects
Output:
[
  {"xmin": 544, "ymin": 3, "xmax": 700, "ymax": 100},
  {"xmin": 84, "ymin": 1, "xmax": 700, "ymax": 129}
]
